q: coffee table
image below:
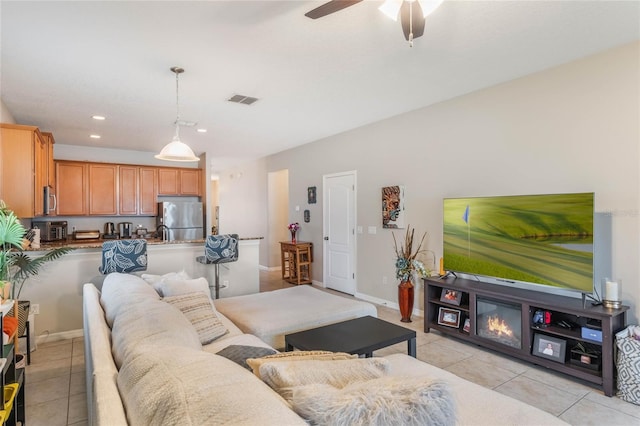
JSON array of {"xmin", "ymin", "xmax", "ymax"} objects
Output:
[{"xmin": 284, "ymin": 316, "xmax": 416, "ymax": 357}]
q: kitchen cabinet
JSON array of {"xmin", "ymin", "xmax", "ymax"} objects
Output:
[
  {"xmin": 119, "ymin": 166, "xmax": 138, "ymax": 216},
  {"xmin": 56, "ymin": 161, "xmax": 88, "ymax": 216},
  {"xmin": 119, "ymin": 166, "xmax": 157, "ymax": 216},
  {"xmin": 158, "ymin": 167, "xmax": 201, "ymax": 196},
  {"xmin": 41, "ymin": 132, "xmax": 57, "ymax": 215},
  {"xmin": 0, "ymin": 123, "xmax": 52, "ymax": 218},
  {"xmin": 139, "ymin": 167, "xmax": 158, "ymax": 215},
  {"xmin": 89, "ymin": 164, "xmax": 118, "ymax": 215}
]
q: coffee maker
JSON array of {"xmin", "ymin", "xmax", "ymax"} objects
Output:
[
  {"xmin": 118, "ymin": 222, "xmax": 133, "ymax": 239},
  {"xmin": 104, "ymin": 222, "xmax": 118, "ymax": 239}
]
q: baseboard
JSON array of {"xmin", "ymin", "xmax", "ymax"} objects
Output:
[
  {"xmin": 354, "ymin": 292, "xmax": 424, "ymax": 318},
  {"xmin": 35, "ymin": 328, "xmax": 83, "ymax": 346}
]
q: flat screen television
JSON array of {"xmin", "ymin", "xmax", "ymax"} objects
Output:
[{"xmin": 443, "ymin": 192, "xmax": 594, "ymax": 294}]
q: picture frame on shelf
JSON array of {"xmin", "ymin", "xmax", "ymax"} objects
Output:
[
  {"xmin": 532, "ymin": 333, "xmax": 567, "ymax": 363},
  {"xmin": 438, "ymin": 307, "xmax": 461, "ymax": 328},
  {"xmin": 462, "ymin": 318, "xmax": 471, "ymax": 333},
  {"xmin": 440, "ymin": 288, "xmax": 462, "ymax": 306}
]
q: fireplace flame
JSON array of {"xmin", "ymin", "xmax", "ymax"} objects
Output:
[{"xmin": 487, "ymin": 315, "xmax": 513, "ymax": 337}]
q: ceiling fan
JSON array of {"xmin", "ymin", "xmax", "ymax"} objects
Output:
[{"xmin": 305, "ymin": 0, "xmax": 444, "ymax": 46}]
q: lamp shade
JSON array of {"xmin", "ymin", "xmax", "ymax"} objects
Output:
[{"xmin": 155, "ymin": 137, "xmax": 199, "ymax": 162}]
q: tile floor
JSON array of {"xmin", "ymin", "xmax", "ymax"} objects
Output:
[{"xmin": 24, "ymin": 270, "xmax": 640, "ymax": 425}]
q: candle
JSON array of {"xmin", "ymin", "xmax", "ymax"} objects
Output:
[
  {"xmin": 439, "ymin": 258, "xmax": 445, "ymax": 276},
  {"xmin": 604, "ymin": 279, "xmax": 621, "ymax": 302}
]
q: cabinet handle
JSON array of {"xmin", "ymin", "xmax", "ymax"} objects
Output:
[{"xmin": 50, "ymin": 194, "xmax": 57, "ymax": 211}]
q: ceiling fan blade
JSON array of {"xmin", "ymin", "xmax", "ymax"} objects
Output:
[
  {"xmin": 305, "ymin": 0, "xmax": 364, "ymax": 19},
  {"xmin": 400, "ymin": 1, "xmax": 426, "ymax": 41}
]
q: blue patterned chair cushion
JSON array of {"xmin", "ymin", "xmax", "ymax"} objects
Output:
[
  {"xmin": 204, "ymin": 234, "xmax": 239, "ymax": 264},
  {"xmin": 99, "ymin": 240, "xmax": 148, "ymax": 274}
]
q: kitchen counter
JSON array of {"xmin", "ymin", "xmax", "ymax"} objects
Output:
[{"xmin": 26, "ymin": 236, "xmax": 263, "ymax": 251}]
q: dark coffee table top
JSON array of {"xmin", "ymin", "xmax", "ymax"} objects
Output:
[{"xmin": 285, "ymin": 315, "xmax": 416, "ymax": 355}]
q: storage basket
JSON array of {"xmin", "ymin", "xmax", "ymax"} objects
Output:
[{"xmin": 616, "ymin": 325, "xmax": 640, "ymax": 405}]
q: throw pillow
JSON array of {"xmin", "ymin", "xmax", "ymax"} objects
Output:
[
  {"xmin": 160, "ymin": 277, "xmax": 211, "ymax": 300},
  {"xmin": 291, "ymin": 377, "xmax": 456, "ymax": 426},
  {"xmin": 164, "ymin": 292, "xmax": 228, "ymax": 345},
  {"xmin": 216, "ymin": 345, "xmax": 277, "ymax": 371},
  {"xmin": 246, "ymin": 350, "xmax": 357, "ymax": 378},
  {"xmin": 141, "ymin": 270, "xmax": 191, "ymax": 295},
  {"xmin": 258, "ymin": 358, "xmax": 389, "ymax": 401}
]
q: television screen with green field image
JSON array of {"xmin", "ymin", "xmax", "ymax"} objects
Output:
[{"xmin": 443, "ymin": 193, "xmax": 594, "ymax": 294}]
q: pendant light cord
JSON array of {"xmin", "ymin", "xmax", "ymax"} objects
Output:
[
  {"xmin": 173, "ymin": 67, "xmax": 183, "ymax": 140},
  {"xmin": 409, "ymin": 1, "xmax": 414, "ymax": 48}
]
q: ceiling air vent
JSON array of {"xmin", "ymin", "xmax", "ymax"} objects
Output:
[{"xmin": 228, "ymin": 94, "xmax": 259, "ymax": 105}]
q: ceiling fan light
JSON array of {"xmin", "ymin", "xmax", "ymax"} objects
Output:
[
  {"xmin": 379, "ymin": 0, "xmax": 403, "ymax": 21},
  {"xmin": 155, "ymin": 137, "xmax": 199, "ymax": 162},
  {"xmin": 417, "ymin": 0, "xmax": 444, "ymax": 18}
]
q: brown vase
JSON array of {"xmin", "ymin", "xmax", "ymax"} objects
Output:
[
  {"xmin": 290, "ymin": 230, "xmax": 297, "ymax": 243},
  {"xmin": 398, "ymin": 279, "xmax": 414, "ymax": 322}
]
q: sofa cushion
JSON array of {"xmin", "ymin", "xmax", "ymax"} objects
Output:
[
  {"xmin": 164, "ymin": 292, "xmax": 228, "ymax": 345},
  {"xmin": 246, "ymin": 350, "xmax": 357, "ymax": 377},
  {"xmin": 216, "ymin": 345, "xmax": 277, "ymax": 370},
  {"xmin": 257, "ymin": 358, "xmax": 389, "ymax": 401},
  {"xmin": 117, "ymin": 349, "xmax": 307, "ymax": 426},
  {"xmin": 290, "ymin": 377, "xmax": 456, "ymax": 426},
  {"xmin": 111, "ymin": 298, "xmax": 201, "ymax": 368},
  {"xmin": 100, "ymin": 273, "xmax": 161, "ymax": 327}
]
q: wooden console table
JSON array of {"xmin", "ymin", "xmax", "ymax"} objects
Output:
[{"xmin": 280, "ymin": 241, "xmax": 313, "ymax": 285}]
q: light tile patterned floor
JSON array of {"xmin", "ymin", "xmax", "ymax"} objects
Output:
[{"xmin": 24, "ymin": 270, "xmax": 640, "ymax": 425}]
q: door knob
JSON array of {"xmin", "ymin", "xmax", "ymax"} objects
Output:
[{"xmin": 324, "ymin": 236, "xmax": 329, "ymax": 240}]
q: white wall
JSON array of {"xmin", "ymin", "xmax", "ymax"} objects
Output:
[
  {"xmin": 0, "ymin": 98, "xmax": 16, "ymax": 123},
  {"xmin": 267, "ymin": 169, "xmax": 289, "ymax": 267},
  {"xmin": 222, "ymin": 42, "xmax": 640, "ymax": 323}
]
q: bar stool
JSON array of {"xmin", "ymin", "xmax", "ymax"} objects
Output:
[
  {"xmin": 99, "ymin": 239, "xmax": 148, "ymax": 274},
  {"xmin": 196, "ymin": 234, "xmax": 239, "ymax": 299}
]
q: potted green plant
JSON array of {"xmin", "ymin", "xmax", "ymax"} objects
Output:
[{"xmin": 0, "ymin": 200, "xmax": 74, "ymax": 335}]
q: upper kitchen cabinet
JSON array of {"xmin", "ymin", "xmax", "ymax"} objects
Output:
[
  {"xmin": 89, "ymin": 163, "xmax": 118, "ymax": 215},
  {"xmin": 0, "ymin": 123, "xmax": 53, "ymax": 217},
  {"xmin": 56, "ymin": 161, "xmax": 88, "ymax": 216},
  {"xmin": 157, "ymin": 167, "xmax": 201, "ymax": 196},
  {"xmin": 119, "ymin": 166, "xmax": 158, "ymax": 216}
]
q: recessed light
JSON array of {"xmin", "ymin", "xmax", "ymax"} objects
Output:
[
  {"xmin": 91, "ymin": 115, "xmax": 106, "ymax": 120},
  {"xmin": 89, "ymin": 134, "xmax": 101, "ymax": 139},
  {"xmin": 196, "ymin": 128, "xmax": 207, "ymax": 133}
]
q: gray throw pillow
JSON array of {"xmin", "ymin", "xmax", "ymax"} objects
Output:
[{"xmin": 216, "ymin": 345, "xmax": 277, "ymax": 370}]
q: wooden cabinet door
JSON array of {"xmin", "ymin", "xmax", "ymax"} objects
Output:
[
  {"xmin": 0, "ymin": 126, "xmax": 35, "ymax": 218},
  {"xmin": 88, "ymin": 163, "xmax": 118, "ymax": 215},
  {"xmin": 119, "ymin": 166, "xmax": 138, "ymax": 215},
  {"xmin": 33, "ymin": 131, "xmax": 47, "ymax": 217},
  {"xmin": 139, "ymin": 167, "xmax": 158, "ymax": 215},
  {"xmin": 56, "ymin": 161, "xmax": 88, "ymax": 215},
  {"xmin": 157, "ymin": 168, "xmax": 179, "ymax": 195},
  {"xmin": 180, "ymin": 169, "xmax": 201, "ymax": 196}
]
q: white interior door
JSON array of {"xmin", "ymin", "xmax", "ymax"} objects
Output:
[{"xmin": 323, "ymin": 171, "xmax": 356, "ymax": 295}]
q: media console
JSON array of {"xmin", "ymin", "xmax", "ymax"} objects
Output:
[{"xmin": 424, "ymin": 276, "xmax": 628, "ymax": 396}]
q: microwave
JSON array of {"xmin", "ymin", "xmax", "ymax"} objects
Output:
[{"xmin": 32, "ymin": 221, "xmax": 68, "ymax": 242}]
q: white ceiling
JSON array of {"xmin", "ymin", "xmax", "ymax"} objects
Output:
[{"xmin": 2, "ymin": 1, "xmax": 639, "ymax": 172}]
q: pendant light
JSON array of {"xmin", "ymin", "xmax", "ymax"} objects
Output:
[
  {"xmin": 155, "ymin": 66, "xmax": 200, "ymax": 162},
  {"xmin": 378, "ymin": 0, "xmax": 444, "ymax": 46}
]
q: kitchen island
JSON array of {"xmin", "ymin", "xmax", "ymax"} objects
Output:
[{"xmin": 19, "ymin": 237, "xmax": 262, "ymax": 342}]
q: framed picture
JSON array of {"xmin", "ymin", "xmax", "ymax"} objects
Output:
[
  {"xmin": 532, "ymin": 333, "xmax": 567, "ymax": 363},
  {"xmin": 307, "ymin": 186, "xmax": 317, "ymax": 204},
  {"xmin": 440, "ymin": 288, "xmax": 462, "ymax": 306},
  {"xmin": 382, "ymin": 185, "xmax": 405, "ymax": 229},
  {"xmin": 438, "ymin": 307, "xmax": 461, "ymax": 328},
  {"xmin": 462, "ymin": 318, "xmax": 471, "ymax": 333}
]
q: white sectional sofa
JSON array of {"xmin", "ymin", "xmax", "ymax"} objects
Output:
[{"xmin": 83, "ymin": 272, "xmax": 568, "ymax": 425}]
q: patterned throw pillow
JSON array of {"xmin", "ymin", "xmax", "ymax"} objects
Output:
[{"xmin": 164, "ymin": 292, "xmax": 228, "ymax": 345}]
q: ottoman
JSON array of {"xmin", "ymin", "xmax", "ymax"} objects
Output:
[{"xmin": 213, "ymin": 285, "xmax": 378, "ymax": 349}]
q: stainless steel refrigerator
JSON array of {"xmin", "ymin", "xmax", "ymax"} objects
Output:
[{"xmin": 156, "ymin": 202, "xmax": 204, "ymax": 241}]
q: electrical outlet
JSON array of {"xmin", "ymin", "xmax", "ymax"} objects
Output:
[
  {"xmin": 31, "ymin": 304, "xmax": 40, "ymax": 315},
  {"xmin": 382, "ymin": 276, "xmax": 388, "ymax": 285}
]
